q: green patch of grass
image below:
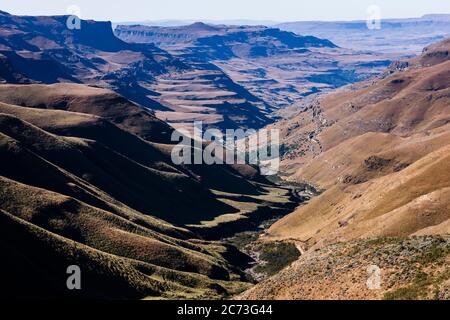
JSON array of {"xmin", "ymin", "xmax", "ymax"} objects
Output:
[
  {"xmin": 253, "ymin": 242, "xmax": 300, "ymax": 276},
  {"xmin": 383, "ymin": 285, "xmax": 422, "ymax": 300},
  {"xmin": 415, "ymin": 241, "xmax": 449, "ymax": 265},
  {"xmin": 383, "ymin": 271, "xmax": 433, "ymax": 300},
  {"xmin": 227, "ymin": 232, "xmax": 259, "ymax": 250},
  {"xmin": 384, "ymin": 267, "xmax": 450, "ymax": 301},
  {"xmin": 366, "ymin": 237, "xmax": 400, "ymax": 247}
]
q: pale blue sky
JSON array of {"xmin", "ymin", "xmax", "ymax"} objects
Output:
[{"xmin": 1, "ymin": 0, "xmax": 450, "ymax": 22}]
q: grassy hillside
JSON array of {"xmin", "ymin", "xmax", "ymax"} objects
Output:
[
  {"xmin": 0, "ymin": 84, "xmax": 294, "ymax": 299},
  {"xmin": 238, "ymin": 39, "xmax": 450, "ymax": 300},
  {"xmin": 265, "ymin": 38, "xmax": 450, "ymax": 247},
  {"xmin": 240, "ymin": 236, "xmax": 450, "ymax": 300}
]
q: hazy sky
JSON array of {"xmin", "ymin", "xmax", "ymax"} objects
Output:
[{"xmin": 1, "ymin": 0, "xmax": 450, "ymax": 22}]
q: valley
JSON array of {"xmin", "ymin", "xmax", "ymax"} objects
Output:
[
  {"xmin": 0, "ymin": 7, "xmax": 448, "ymax": 301},
  {"xmin": 115, "ymin": 22, "xmax": 397, "ymax": 130},
  {"xmin": 0, "ymin": 81, "xmax": 308, "ymax": 299}
]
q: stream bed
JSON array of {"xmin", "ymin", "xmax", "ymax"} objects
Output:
[
  {"xmin": 223, "ymin": 183, "xmax": 318, "ymax": 282},
  {"xmin": 224, "ymin": 218, "xmax": 300, "ymax": 282}
]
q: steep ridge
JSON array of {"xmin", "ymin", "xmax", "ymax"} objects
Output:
[
  {"xmin": 266, "ymin": 38, "xmax": 450, "ymax": 246},
  {"xmin": 239, "ymin": 38, "xmax": 450, "ymax": 300},
  {"xmin": 0, "ymin": 83, "xmax": 295, "ymax": 299},
  {"xmin": 0, "ymin": 114, "xmax": 249, "ymax": 299},
  {"xmin": 0, "ymin": 11, "xmax": 271, "ymax": 130},
  {"xmin": 116, "ymin": 23, "xmax": 396, "ymax": 111},
  {"xmin": 0, "ymin": 83, "xmax": 268, "ymax": 194}
]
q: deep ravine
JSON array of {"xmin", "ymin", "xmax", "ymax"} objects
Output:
[{"xmin": 223, "ymin": 183, "xmax": 318, "ymax": 283}]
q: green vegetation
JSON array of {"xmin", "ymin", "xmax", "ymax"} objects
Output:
[
  {"xmin": 383, "ymin": 238, "xmax": 450, "ymax": 300},
  {"xmin": 366, "ymin": 237, "xmax": 401, "ymax": 247},
  {"xmin": 384, "ymin": 272, "xmax": 433, "ymax": 300},
  {"xmin": 415, "ymin": 240, "xmax": 449, "ymax": 265},
  {"xmin": 253, "ymin": 242, "xmax": 301, "ymax": 276},
  {"xmin": 227, "ymin": 232, "xmax": 260, "ymax": 250}
]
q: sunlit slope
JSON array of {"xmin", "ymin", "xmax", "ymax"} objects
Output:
[{"xmin": 268, "ymin": 39, "xmax": 450, "ymax": 246}]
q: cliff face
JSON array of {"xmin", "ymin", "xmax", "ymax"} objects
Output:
[
  {"xmin": 0, "ymin": 11, "xmax": 128, "ymax": 52},
  {"xmin": 0, "ymin": 11, "xmax": 180, "ymax": 89},
  {"xmin": 240, "ymin": 236, "xmax": 450, "ymax": 300},
  {"xmin": 115, "ymin": 22, "xmax": 392, "ymax": 116},
  {"xmin": 0, "ymin": 11, "xmax": 273, "ymax": 130},
  {"xmin": 115, "ymin": 24, "xmax": 337, "ymax": 58}
]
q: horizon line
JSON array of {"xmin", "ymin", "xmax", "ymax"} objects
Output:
[{"xmin": 1, "ymin": 9, "xmax": 449, "ymax": 25}]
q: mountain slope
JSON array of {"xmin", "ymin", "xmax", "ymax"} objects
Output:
[
  {"xmin": 0, "ymin": 10, "xmax": 271, "ymax": 130},
  {"xmin": 0, "ymin": 83, "xmax": 173, "ymax": 142},
  {"xmin": 115, "ymin": 23, "xmax": 337, "ymax": 54},
  {"xmin": 263, "ymin": 38, "xmax": 450, "ymax": 247},
  {"xmin": 240, "ymin": 236, "xmax": 450, "ymax": 300},
  {"xmin": 239, "ymin": 39, "xmax": 450, "ymax": 300},
  {"xmin": 0, "ymin": 83, "xmax": 296, "ymax": 299}
]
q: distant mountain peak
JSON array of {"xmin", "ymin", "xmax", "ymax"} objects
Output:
[{"xmin": 186, "ymin": 21, "xmax": 218, "ymax": 31}]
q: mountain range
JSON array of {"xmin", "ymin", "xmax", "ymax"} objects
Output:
[
  {"xmin": 0, "ymin": 8, "xmax": 448, "ymax": 300},
  {"xmin": 0, "ymin": 10, "xmax": 403, "ymax": 132},
  {"xmin": 277, "ymin": 14, "xmax": 450, "ymax": 53},
  {"xmin": 0, "ymin": 10, "xmax": 273, "ymax": 131},
  {"xmin": 115, "ymin": 22, "xmax": 395, "ymax": 119}
]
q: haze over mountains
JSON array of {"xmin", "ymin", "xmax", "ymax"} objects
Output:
[
  {"xmin": 126, "ymin": 14, "xmax": 450, "ymax": 54},
  {"xmin": 277, "ymin": 14, "xmax": 450, "ymax": 53},
  {"xmin": 270, "ymin": 38, "xmax": 450, "ymax": 244}
]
